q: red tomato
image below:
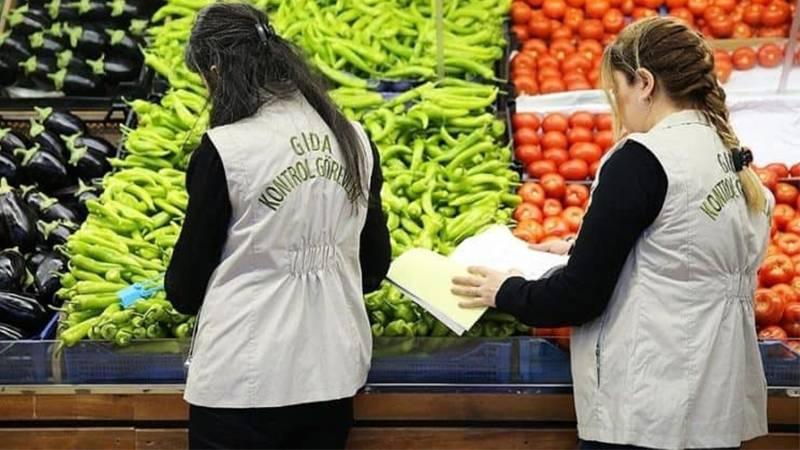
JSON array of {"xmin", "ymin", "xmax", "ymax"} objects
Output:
[
  {"xmin": 621, "ymin": 0, "xmax": 635, "ymax": 14},
  {"xmin": 565, "ymin": 184, "xmax": 590, "ymax": 206},
  {"xmin": 562, "ymin": 54, "xmax": 592, "ymax": 73},
  {"xmin": 743, "ymin": 3, "xmax": 763, "ymax": 25},
  {"xmin": 579, "ymin": 19, "xmax": 605, "ymax": 40},
  {"xmin": 759, "ymin": 26, "xmax": 787, "ymax": 38},
  {"xmin": 543, "ymin": 113, "xmax": 570, "ymax": 132},
  {"xmin": 589, "ymin": 160, "xmax": 601, "ymax": 178},
  {"xmin": 560, "ymin": 159, "xmax": 590, "ymax": 180},
  {"xmin": 513, "ymin": 113, "xmax": 542, "ymax": 131},
  {"xmin": 514, "ymin": 219, "xmax": 547, "ymax": 243},
  {"xmin": 538, "ymin": 54, "xmax": 561, "ymax": 70},
  {"xmin": 567, "ymin": 79, "xmax": 593, "ymax": 91},
  {"xmin": 703, "ymin": 5, "xmax": 725, "ymax": 21},
  {"xmin": 594, "ymin": 129, "xmax": 614, "ymax": 152},
  {"xmin": 563, "ymin": 71, "xmax": 589, "ymax": 86},
  {"xmin": 777, "ymin": 233, "xmax": 800, "ymax": 256},
  {"xmin": 541, "ymin": 77, "xmax": 567, "ymax": 94},
  {"xmin": 760, "ymin": 254, "xmax": 796, "ymax": 287},
  {"xmin": 688, "ymin": 0, "xmax": 709, "ymax": 16},
  {"xmin": 514, "ymin": 202, "xmax": 545, "ymax": 223},
  {"xmin": 542, "ymin": 131, "xmax": 569, "ymax": 150},
  {"xmin": 529, "ymin": 15, "xmax": 554, "ymax": 39},
  {"xmin": 766, "ymin": 163, "xmax": 790, "ymax": 178},
  {"xmin": 552, "ymin": 26, "xmax": 575, "ymax": 40},
  {"xmin": 767, "ymin": 243, "xmax": 782, "ymax": 257},
  {"xmin": 775, "ymin": 183, "xmax": 799, "ymax": 205},
  {"xmin": 714, "ymin": 0, "xmax": 736, "ymax": 13},
  {"xmin": 586, "ymin": 0, "xmax": 611, "ymax": 18},
  {"xmin": 782, "ymin": 302, "xmax": 800, "ymax": 337},
  {"xmin": 732, "ymin": 47, "xmax": 758, "ymax": 70},
  {"xmin": 786, "ymin": 218, "xmax": 800, "ymax": 236},
  {"xmin": 632, "ymin": 6, "xmax": 658, "ymax": 19},
  {"xmin": 543, "ymin": 0, "xmax": 568, "ymax": 18},
  {"xmin": 774, "ymin": 204, "xmax": 797, "ymax": 230},
  {"xmin": 709, "ymin": 15, "xmax": 734, "ymax": 38},
  {"xmin": 758, "ymin": 325, "xmax": 788, "ymax": 341},
  {"xmin": 514, "ymin": 76, "xmax": 540, "ymax": 95},
  {"xmin": 666, "ymin": 0, "xmax": 687, "ymax": 7},
  {"xmin": 562, "ymin": 206, "xmax": 585, "ymax": 231},
  {"xmin": 512, "ymin": 53, "xmax": 537, "ymax": 72},
  {"xmin": 543, "ymin": 216, "xmax": 571, "ymax": 237},
  {"xmin": 669, "ymin": 7, "xmax": 695, "ymax": 25},
  {"xmin": 791, "ymin": 163, "xmax": 800, "ymax": 177},
  {"xmin": 564, "ymin": 7, "xmax": 586, "ymax": 30},
  {"xmin": 792, "ymin": 254, "xmax": 800, "ymax": 274},
  {"xmin": 567, "ymin": 0, "xmax": 586, "ymax": 7},
  {"xmin": 544, "ymin": 148, "xmax": 570, "ymax": 166},
  {"xmin": 732, "ymin": 22, "xmax": 753, "ymax": 39},
  {"xmin": 512, "ymin": 2, "xmax": 534, "ymax": 24},
  {"xmin": 570, "ymin": 142, "xmax": 603, "ymax": 163},
  {"xmin": 715, "ymin": 59, "xmax": 733, "ymax": 83},
  {"xmin": 567, "ymin": 127, "xmax": 594, "ymax": 145},
  {"xmin": 516, "ymin": 144, "xmax": 543, "ymax": 165},
  {"xmin": 595, "ymin": 113, "xmax": 613, "ymax": 131},
  {"xmin": 541, "ymin": 173, "xmax": 567, "ymax": 198},
  {"xmin": 578, "ymin": 40, "xmax": 604, "ymax": 59},
  {"xmin": 568, "ymin": 111, "xmax": 595, "ymax": 129},
  {"xmin": 528, "ymin": 160, "xmax": 559, "ymax": 178},
  {"xmin": 602, "ymin": 8, "xmax": 625, "ymax": 33},
  {"xmin": 792, "ymin": 276, "xmax": 800, "ymax": 294},
  {"xmin": 518, "ymin": 182, "xmax": 547, "ymax": 206},
  {"xmin": 762, "ymin": 1, "xmax": 790, "ymax": 27},
  {"xmin": 758, "ymin": 43, "xmax": 784, "ymax": 68},
  {"xmin": 772, "ymin": 283, "xmax": 799, "ymax": 305},
  {"xmin": 755, "ymin": 288, "xmax": 786, "ymax": 326},
  {"xmin": 538, "ymin": 67, "xmax": 563, "ymax": 83},
  {"xmin": 512, "ymin": 24, "xmax": 531, "ymax": 41},
  {"xmin": 515, "ymin": 128, "xmax": 540, "ymax": 147},
  {"xmin": 543, "ymin": 198, "xmax": 564, "ymax": 217},
  {"xmin": 523, "ymin": 39, "xmax": 549, "ymax": 56},
  {"xmin": 756, "ymin": 168, "xmax": 779, "ymax": 190}
]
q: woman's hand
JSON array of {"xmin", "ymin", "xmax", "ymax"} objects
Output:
[
  {"xmin": 530, "ymin": 239, "xmax": 572, "ymax": 255},
  {"xmin": 451, "ymin": 267, "xmax": 522, "ymax": 309}
]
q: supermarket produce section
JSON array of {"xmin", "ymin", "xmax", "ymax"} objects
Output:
[{"xmin": 0, "ymin": 0, "xmax": 798, "ymax": 448}]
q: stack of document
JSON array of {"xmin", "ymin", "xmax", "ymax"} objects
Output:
[{"xmin": 387, "ymin": 225, "xmax": 569, "ymax": 335}]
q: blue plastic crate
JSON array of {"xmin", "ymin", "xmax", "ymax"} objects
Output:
[
  {"xmin": 759, "ymin": 341, "xmax": 800, "ymax": 387},
  {"xmin": 0, "ymin": 340, "xmax": 54, "ymax": 384},
  {"xmin": 518, "ymin": 338, "xmax": 572, "ymax": 384},
  {"xmin": 62, "ymin": 340, "xmax": 189, "ymax": 384},
  {"xmin": 368, "ymin": 338, "xmax": 513, "ymax": 384}
]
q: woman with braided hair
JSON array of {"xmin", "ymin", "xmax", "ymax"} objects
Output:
[{"xmin": 453, "ymin": 16, "xmax": 772, "ymax": 449}]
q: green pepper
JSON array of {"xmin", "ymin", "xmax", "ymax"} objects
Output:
[
  {"xmin": 60, "ymin": 317, "xmax": 101, "ymax": 346},
  {"xmin": 74, "ymin": 281, "xmax": 127, "ymax": 295},
  {"xmin": 371, "ymin": 323, "xmax": 385, "ymax": 337},
  {"xmin": 370, "ymin": 310, "xmax": 387, "ymax": 325},
  {"xmin": 70, "ymin": 294, "xmax": 120, "ymax": 311},
  {"xmin": 390, "ymin": 303, "xmax": 416, "ymax": 322},
  {"xmin": 384, "ymin": 319, "xmax": 415, "ymax": 337},
  {"xmin": 413, "ymin": 321, "xmax": 430, "ymax": 336}
]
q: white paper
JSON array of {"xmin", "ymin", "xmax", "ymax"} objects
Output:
[{"xmin": 449, "ymin": 225, "xmax": 568, "ymax": 280}]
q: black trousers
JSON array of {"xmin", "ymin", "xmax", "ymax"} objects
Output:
[
  {"xmin": 189, "ymin": 397, "xmax": 353, "ymax": 450},
  {"xmin": 579, "ymin": 439, "xmax": 740, "ymax": 450}
]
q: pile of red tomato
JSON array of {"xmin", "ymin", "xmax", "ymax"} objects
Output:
[
  {"xmin": 511, "ymin": 38, "xmax": 605, "ymax": 94},
  {"xmin": 713, "ymin": 43, "xmax": 800, "ymax": 82},
  {"xmin": 666, "ymin": 0, "xmax": 795, "ymax": 38},
  {"xmin": 513, "ymin": 111, "xmax": 615, "ymax": 180},
  {"xmin": 755, "ymin": 163, "xmax": 800, "ymax": 347}
]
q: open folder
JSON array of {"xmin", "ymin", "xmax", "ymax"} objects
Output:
[{"xmin": 387, "ymin": 226, "xmax": 569, "ymax": 335}]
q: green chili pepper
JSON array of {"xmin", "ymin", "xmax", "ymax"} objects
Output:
[{"xmin": 60, "ymin": 317, "xmax": 101, "ymax": 346}]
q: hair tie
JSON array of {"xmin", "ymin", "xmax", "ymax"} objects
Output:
[
  {"xmin": 255, "ymin": 21, "xmax": 272, "ymax": 45},
  {"xmin": 732, "ymin": 147, "xmax": 753, "ymax": 172}
]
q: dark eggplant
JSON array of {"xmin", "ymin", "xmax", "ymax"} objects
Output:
[
  {"xmin": 19, "ymin": 55, "xmax": 57, "ymax": 90},
  {"xmin": 7, "ymin": 5, "xmax": 50, "ymax": 35},
  {"xmin": 0, "ymin": 180, "xmax": 38, "ymax": 252},
  {"xmin": 86, "ymin": 54, "xmax": 138, "ymax": 84},
  {"xmin": 0, "ymin": 31, "xmax": 33, "ymax": 63},
  {"xmin": 0, "ymin": 248, "xmax": 27, "ymax": 291},
  {"xmin": 0, "ymin": 54, "xmax": 18, "ymax": 86},
  {"xmin": 108, "ymin": 0, "xmax": 147, "ymax": 20},
  {"xmin": 24, "ymin": 190, "xmax": 78, "ymax": 223},
  {"xmin": 27, "ymin": 31, "xmax": 65, "ymax": 58},
  {"xmin": 0, "ymin": 290, "xmax": 47, "ymax": 331},
  {"xmin": 65, "ymin": 143, "xmax": 110, "ymax": 181},
  {"xmin": 46, "ymin": 0, "xmax": 80, "ymax": 20},
  {"xmin": 35, "ymin": 107, "xmax": 85, "ymax": 137},
  {"xmin": 14, "ymin": 145, "xmax": 71, "ymax": 191},
  {"xmin": 48, "ymin": 67, "xmax": 103, "ymax": 96},
  {"xmin": 72, "ymin": 180, "xmax": 99, "ymax": 217},
  {"xmin": 64, "ymin": 24, "xmax": 107, "ymax": 59},
  {"xmin": 62, "ymin": 133, "xmax": 115, "ymax": 158},
  {"xmin": 106, "ymin": 29, "xmax": 142, "ymax": 63},
  {"xmin": 37, "ymin": 219, "xmax": 77, "ymax": 247},
  {"xmin": 29, "ymin": 120, "xmax": 68, "ymax": 161},
  {"xmin": 128, "ymin": 18, "xmax": 148, "ymax": 38},
  {"xmin": 0, "ymin": 322, "xmax": 25, "ymax": 340},
  {"xmin": 56, "ymin": 49, "xmax": 90, "ymax": 73},
  {"xmin": 0, "ymin": 129, "xmax": 29, "ymax": 157},
  {"xmin": 77, "ymin": 0, "xmax": 111, "ymax": 20},
  {"xmin": 26, "ymin": 250, "xmax": 49, "ymax": 273},
  {"xmin": 0, "ymin": 153, "xmax": 20, "ymax": 185},
  {"xmin": 33, "ymin": 251, "xmax": 66, "ymax": 307}
]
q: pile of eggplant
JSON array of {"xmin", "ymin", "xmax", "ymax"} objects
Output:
[
  {"xmin": 0, "ymin": 108, "xmax": 113, "ymax": 341},
  {"xmin": 0, "ymin": 0, "xmax": 158, "ymax": 96}
]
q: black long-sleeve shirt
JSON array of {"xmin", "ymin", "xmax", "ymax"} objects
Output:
[
  {"xmin": 165, "ymin": 135, "xmax": 391, "ymax": 315},
  {"xmin": 496, "ymin": 140, "xmax": 668, "ymax": 327}
]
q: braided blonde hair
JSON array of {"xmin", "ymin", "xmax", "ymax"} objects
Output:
[{"xmin": 600, "ymin": 16, "xmax": 766, "ymax": 212}]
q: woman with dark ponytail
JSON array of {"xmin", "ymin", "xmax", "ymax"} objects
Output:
[
  {"xmin": 453, "ymin": 16, "xmax": 772, "ymax": 449},
  {"xmin": 164, "ymin": 3, "xmax": 391, "ymax": 449}
]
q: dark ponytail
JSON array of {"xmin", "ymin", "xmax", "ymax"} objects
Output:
[{"xmin": 185, "ymin": 2, "xmax": 366, "ymax": 204}]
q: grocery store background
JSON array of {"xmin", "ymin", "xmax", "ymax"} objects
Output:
[{"xmin": 0, "ymin": 0, "xmax": 797, "ymax": 448}]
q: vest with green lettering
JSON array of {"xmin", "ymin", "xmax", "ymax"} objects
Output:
[
  {"xmin": 184, "ymin": 93, "xmax": 374, "ymax": 408},
  {"xmin": 571, "ymin": 110, "xmax": 772, "ymax": 449}
]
